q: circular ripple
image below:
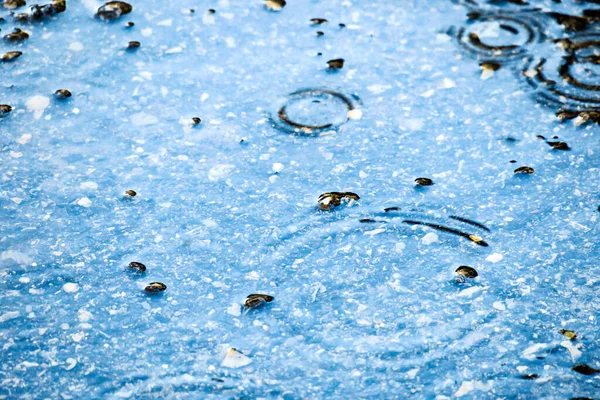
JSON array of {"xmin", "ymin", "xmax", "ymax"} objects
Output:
[
  {"xmin": 454, "ymin": 11, "xmax": 545, "ymax": 61},
  {"xmin": 455, "ymin": 0, "xmax": 539, "ymax": 12},
  {"xmin": 272, "ymin": 88, "xmax": 359, "ymax": 135},
  {"xmin": 524, "ymin": 34, "xmax": 600, "ymax": 109},
  {"xmin": 258, "ymin": 208, "xmax": 505, "ymax": 366}
]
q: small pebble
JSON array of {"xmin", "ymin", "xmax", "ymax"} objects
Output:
[
  {"xmin": 518, "ymin": 374, "xmax": 539, "ymax": 380},
  {"xmin": 572, "ymin": 364, "xmax": 600, "ymax": 376},
  {"xmin": 1, "ymin": 51, "xmax": 22, "ymax": 62},
  {"xmin": 265, "ymin": 0, "xmax": 286, "ymax": 11},
  {"xmin": 0, "ymin": 104, "xmax": 12, "ymax": 116},
  {"xmin": 514, "ymin": 166, "xmax": 534, "ymax": 174},
  {"xmin": 3, "ymin": 0, "xmax": 26, "ymax": 9},
  {"xmin": 547, "ymin": 141, "xmax": 570, "ymax": 150},
  {"xmin": 510, "ymin": 160, "xmax": 517, "ymax": 163},
  {"xmin": 244, "ymin": 293, "xmax": 274, "ymax": 309},
  {"xmin": 4, "ymin": 28, "xmax": 29, "ymax": 42},
  {"xmin": 455, "ymin": 266, "xmax": 478, "ymax": 279},
  {"xmin": 310, "ymin": 18, "xmax": 327, "ymax": 25},
  {"xmin": 128, "ymin": 261, "xmax": 146, "ymax": 272},
  {"xmin": 54, "ymin": 89, "xmax": 71, "ymax": 99},
  {"xmin": 415, "ymin": 177, "xmax": 434, "ymax": 186},
  {"xmin": 480, "ymin": 61, "xmax": 501, "ymax": 71},
  {"xmin": 327, "ymin": 58, "xmax": 344, "ymax": 70},
  {"xmin": 96, "ymin": 1, "xmax": 132, "ymax": 21},
  {"xmin": 560, "ymin": 329, "xmax": 577, "ymax": 340},
  {"xmin": 192, "ymin": 117, "xmax": 201, "ymax": 125},
  {"xmin": 127, "ymin": 41, "xmax": 140, "ymax": 49},
  {"xmin": 316, "ymin": 31, "xmax": 324, "ymax": 37},
  {"xmin": 339, "ymin": 23, "xmax": 346, "ymax": 28},
  {"xmin": 144, "ymin": 282, "xmax": 166, "ymax": 293},
  {"xmin": 207, "ymin": 9, "xmax": 215, "ymax": 14},
  {"xmin": 318, "ymin": 192, "xmax": 360, "ymax": 210},
  {"xmin": 125, "ymin": 189, "xmax": 136, "ymax": 197},
  {"xmin": 126, "ymin": 21, "xmax": 134, "ymax": 27}
]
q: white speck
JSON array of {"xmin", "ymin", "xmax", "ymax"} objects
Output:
[
  {"xmin": 420, "ymin": 89, "xmax": 435, "ymax": 98},
  {"xmin": 221, "ymin": 348, "xmax": 252, "ymax": 368},
  {"xmin": 481, "ymin": 68, "xmax": 495, "ymax": 80},
  {"xmin": 272, "ymin": 163, "xmax": 284, "ymax": 173},
  {"xmin": 201, "ymin": 93, "xmax": 209, "ymax": 102},
  {"xmin": 203, "ymin": 11, "xmax": 215, "ymax": 25},
  {"xmin": 19, "ymin": 277, "xmax": 30, "ymax": 283},
  {"xmin": 407, "ymin": 368, "xmax": 419, "ymax": 379},
  {"xmin": 131, "ymin": 112, "xmax": 159, "ymax": 126},
  {"xmin": 157, "ymin": 19, "xmax": 172, "ymax": 26},
  {"xmin": 63, "ymin": 283, "xmax": 79, "ymax": 293},
  {"xmin": 80, "ymin": 182, "xmax": 98, "ymax": 190},
  {"xmin": 76, "ymin": 197, "xmax": 92, "ymax": 208},
  {"xmin": 11, "ymin": 198, "xmax": 23, "ymax": 204},
  {"xmin": 1, "ymin": 250, "xmax": 33, "ymax": 265},
  {"xmin": 141, "ymin": 28, "xmax": 153, "ymax": 37},
  {"xmin": 26, "ymin": 95, "xmax": 50, "ymax": 120},
  {"xmin": 208, "ymin": 164, "xmax": 235, "ymax": 181},
  {"xmin": 399, "ymin": 118, "xmax": 424, "ymax": 131},
  {"xmin": 359, "ymin": 170, "xmax": 368, "ymax": 179},
  {"xmin": 367, "ymin": 84, "xmax": 391, "ymax": 94},
  {"xmin": 422, "ymin": 232, "xmax": 439, "ymax": 245},
  {"xmin": 486, "ymin": 253, "xmax": 503, "ymax": 263},
  {"xmin": 165, "ymin": 46, "xmax": 183, "ymax": 54},
  {"xmin": 69, "ymin": 42, "xmax": 84, "ymax": 52},
  {"xmin": 0, "ymin": 311, "xmax": 20, "ymax": 323},
  {"xmin": 438, "ymin": 78, "xmax": 456, "ymax": 89},
  {"xmin": 202, "ymin": 219, "xmax": 218, "ymax": 228},
  {"xmin": 347, "ymin": 109, "xmax": 363, "ymax": 120},
  {"xmin": 227, "ymin": 303, "xmax": 241, "ymax": 317},
  {"xmin": 16, "ymin": 134, "xmax": 32, "ymax": 144},
  {"xmin": 561, "ymin": 340, "xmax": 582, "ymax": 361},
  {"xmin": 10, "ymin": 151, "xmax": 23, "ymax": 158},
  {"xmin": 71, "ymin": 332, "xmax": 85, "ymax": 342},
  {"xmin": 395, "ymin": 242, "xmax": 406, "ymax": 253},
  {"xmin": 517, "ymin": 366, "xmax": 529, "ymax": 373},
  {"xmin": 245, "ymin": 271, "xmax": 259, "ymax": 280},
  {"xmin": 364, "ymin": 228, "xmax": 386, "ymax": 236},
  {"xmin": 77, "ymin": 309, "xmax": 92, "ymax": 322},
  {"xmin": 455, "ymin": 381, "xmax": 474, "ymax": 397},
  {"xmin": 139, "ymin": 71, "xmax": 152, "ymax": 81},
  {"xmin": 436, "ymin": 33, "xmax": 451, "ymax": 43},
  {"xmin": 492, "ymin": 301, "xmax": 506, "ymax": 311},
  {"xmin": 72, "ymin": 108, "xmax": 80, "ymax": 114},
  {"xmin": 225, "ymin": 37, "xmax": 236, "ymax": 48},
  {"xmin": 65, "ymin": 358, "xmax": 77, "ymax": 371}
]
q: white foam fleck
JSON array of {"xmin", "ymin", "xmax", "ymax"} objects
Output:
[
  {"xmin": 455, "ymin": 381, "xmax": 474, "ymax": 397},
  {"xmin": 69, "ymin": 42, "xmax": 84, "ymax": 52},
  {"xmin": 0, "ymin": 311, "xmax": 20, "ymax": 323},
  {"xmin": 63, "ymin": 283, "xmax": 79, "ymax": 293},
  {"xmin": 486, "ymin": 253, "xmax": 503, "ymax": 263},
  {"xmin": 25, "ymin": 96, "xmax": 50, "ymax": 120},
  {"xmin": 76, "ymin": 197, "xmax": 92, "ymax": 208},
  {"xmin": 16, "ymin": 134, "xmax": 32, "ymax": 144},
  {"xmin": 347, "ymin": 109, "xmax": 363, "ymax": 120},
  {"xmin": 221, "ymin": 348, "xmax": 252, "ymax": 368},
  {"xmin": 80, "ymin": 182, "xmax": 98, "ymax": 190},
  {"xmin": 208, "ymin": 164, "xmax": 235, "ymax": 181},
  {"xmin": 422, "ymin": 232, "xmax": 439, "ymax": 245},
  {"xmin": 227, "ymin": 303, "xmax": 241, "ymax": 317},
  {"xmin": 131, "ymin": 112, "xmax": 159, "ymax": 126}
]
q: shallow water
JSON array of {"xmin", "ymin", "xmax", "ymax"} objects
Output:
[{"xmin": 1, "ymin": 0, "xmax": 600, "ymax": 399}]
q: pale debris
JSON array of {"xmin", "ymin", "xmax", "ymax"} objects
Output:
[{"xmin": 221, "ymin": 348, "xmax": 252, "ymax": 368}]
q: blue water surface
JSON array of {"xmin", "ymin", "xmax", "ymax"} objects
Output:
[{"xmin": 1, "ymin": 0, "xmax": 600, "ymax": 398}]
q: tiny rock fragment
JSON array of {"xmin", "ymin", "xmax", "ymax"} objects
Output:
[
  {"xmin": 316, "ymin": 31, "xmax": 324, "ymax": 37},
  {"xmin": 384, "ymin": 207, "xmax": 400, "ymax": 212},
  {"xmin": 221, "ymin": 348, "xmax": 252, "ymax": 368},
  {"xmin": 415, "ymin": 177, "xmax": 434, "ymax": 186},
  {"xmin": 128, "ymin": 261, "xmax": 146, "ymax": 272},
  {"xmin": 560, "ymin": 329, "xmax": 577, "ymax": 340},
  {"xmin": 192, "ymin": 117, "xmax": 201, "ymax": 125},
  {"xmin": 127, "ymin": 41, "xmax": 140, "ymax": 49},
  {"xmin": 572, "ymin": 364, "xmax": 600, "ymax": 376},
  {"xmin": 144, "ymin": 282, "xmax": 167, "ymax": 293},
  {"xmin": 96, "ymin": 1, "xmax": 132, "ymax": 21},
  {"xmin": 125, "ymin": 189, "xmax": 136, "ymax": 197},
  {"xmin": 359, "ymin": 218, "xmax": 377, "ymax": 223},
  {"xmin": 54, "ymin": 89, "xmax": 71, "ymax": 99},
  {"xmin": 4, "ymin": 28, "xmax": 29, "ymax": 42},
  {"xmin": 518, "ymin": 374, "xmax": 539, "ymax": 380},
  {"xmin": 243, "ymin": 293, "xmax": 274, "ymax": 309},
  {"xmin": 311, "ymin": 18, "xmax": 327, "ymax": 25},
  {"xmin": 514, "ymin": 166, "xmax": 534, "ymax": 175},
  {"xmin": 1, "ymin": 51, "xmax": 22, "ymax": 62},
  {"xmin": 339, "ymin": 23, "xmax": 346, "ymax": 28},
  {"xmin": 547, "ymin": 141, "xmax": 570, "ymax": 150},
  {"xmin": 265, "ymin": 0, "xmax": 286, "ymax": 11},
  {"xmin": 510, "ymin": 160, "xmax": 517, "ymax": 163},
  {"xmin": 15, "ymin": 0, "xmax": 66, "ymax": 21},
  {"xmin": 327, "ymin": 58, "xmax": 344, "ymax": 70},
  {"xmin": 455, "ymin": 266, "xmax": 478, "ymax": 280},
  {"xmin": 0, "ymin": 104, "xmax": 13, "ymax": 116},
  {"xmin": 207, "ymin": 9, "xmax": 215, "ymax": 14},
  {"xmin": 480, "ymin": 61, "xmax": 500, "ymax": 80},
  {"xmin": 126, "ymin": 21, "xmax": 134, "ymax": 27}
]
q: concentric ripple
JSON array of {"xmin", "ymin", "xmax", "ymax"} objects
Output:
[
  {"xmin": 453, "ymin": 10, "xmax": 546, "ymax": 61},
  {"xmin": 256, "ymin": 207, "xmax": 508, "ymax": 367},
  {"xmin": 271, "ymin": 88, "xmax": 360, "ymax": 135},
  {"xmin": 454, "ymin": 0, "xmax": 539, "ymax": 12},
  {"xmin": 523, "ymin": 34, "xmax": 600, "ymax": 109}
]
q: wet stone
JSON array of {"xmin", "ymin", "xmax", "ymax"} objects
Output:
[
  {"xmin": 514, "ymin": 166, "xmax": 534, "ymax": 174},
  {"xmin": 547, "ymin": 141, "xmax": 570, "ymax": 150},
  {"xmin": 359, "ymin": 218, "xmax": 377, "ymax": 223},
  {"xmin": 560, "ymin": 329, "xmax": 577, "ymax": 340},
  {"xmin": 96, "ymin": 1, "xmax": 132, "ymax": 21},
  {"xmin": 480, "ymin": 61, "xmax": 501, "ymax": 71},
  {"xmin": 126, "ymin": 21, "xmax": 134, "ymax": 27},
  {"xmin": 192, "ymin": 117, "xmax": 201, "ymax": 125},
  {"xmin": 16, "ymin": 0, "xmax": 66, "ymax": 21},
  {"xmin": 415, "ymin": 177, "xmax": 434, "ymax": 186},
  {"xmin": 571, "ymin": 364, "xmax": 600, "ymax": 376},
  {"xmin": 4, "ymin": 28, "xmax": 29, "ymax": 42},
  {"xmin": 0, "ymin": 104, "xmax": 12, "ymax": 116},
  {"xmin": 1, "ymin": 51, "xmax": 21, "ymax": 61},
  {"xmin": 125, "ymin": 189, "xmax": 136, "ymax": 197},
  {"xmin": 207, "ymin": 9, "xmax": 215, "ymax": 14},
  {"xmin": 54, "ymin": 89, "xmax": 71, "ymax": 99},
  {"xmin": 128, "ymin": 261, "xmax": 146, "ymax": 273},
  {"xmin": 265, "ymin": 0, "xmax": 286, "ymax": 11},
  {"xmin": 455, "ymin": 266, "xmax": 478, "ymax": 279},
  {"xmin": 127, "ymin": 41, "xmax": 140, "ymax": 49},
  {"xmin": 316, "ymin": 31, "xmax": 324, "ymax": 37},
  {"xmin": 327, "ymin": 58, "xmax": 344, "ymax": 70},
  {"xmin": 144, "ymin": 282, "xmax": 167, "ymax": 293},
  {"xmin": 384, "ymin": 207, "xmax": 400, "ymax": 212},
  {"xmin": 318, "ymin": 192, "xmax": 360, "ymax": 210},
  {"xmin": 518, "ymin": 374, "xmax": 539, "ymax": 380},
  {"xmin": 510, "ymin": 160, "xmax": 517, "ymax": 163},
  {"xmin": 244, "ymin": 293, "xmax": 274, "ymax": 309}
]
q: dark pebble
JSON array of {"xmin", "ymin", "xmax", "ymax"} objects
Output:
[
  {"xmin": 572, "ymin": 364, "xmax": 600, "ymax": 376},
  {"xmin": 192, "ymin": 117, "xmax": 201, "ymax": 125},
  {"xmin": 96, "ymin": 1, "xmax": 132, "ymax": 21},
  {"xmin": 415, "ymin": 177, "xmax": 434, "ymax": 186},
  {"xmin": 514, "ymin": 166, "xmax": 534, "ymax": 174},
  {"xmin": 547, "ymin": 141, "xmax": 570, "ymax": 150},
  {"xmin": 327, "ymin": 58, "xmax": 344, "ymax": 69},
  {"xmin": 54, "ymin": 89, "xmax": 71, "ymax": 99},
  {"xmin": 1, "ymin": 51, "xmax": 22, "ymax": 62},
  {"xmin": 0, "ymin": 104, "xmax": 12, "ymax": 116},
  {"xmin": 244, "ymin": 293, "xmax": 274, "ymax": 309},
  {"xmin": 144, "ymin": 282, "xmax": 167, "ymax": 293},
  {"xmin": 455, "ymin": 266, "xmax": 478, "ymax": 279},
  {"xmin": 128, "ymin": 261, "xmax": 146, "ymax": 272},
  {"xmin": 125, "ymin": 189, "xmax": 136, "ymax": 197},
  {"xmin": 127, "ymin": 40, "xmax": 140, "ymax": 49}
]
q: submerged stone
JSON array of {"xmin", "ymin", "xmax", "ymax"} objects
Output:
[
  {"xmin": 244, "ymin": 293, "xmax": 274, "ymax": 309},
  {"xmin": 96, "ymin": 1, "xmax": 132, "ymax": 21},
  {"xmin": 4, "ymin": 28, "xmax": 29, "ymax": 42},
  {"xmin": 1, "ymin": 51, "xmax": 22, "ymax": 62},
  {"xmin": 327, "ymin": 58, "xmax": 344, "ymax": 69},
  {"xmin": 128, "ymin": 262, "xmax": 146, "ymax": 272},
  {"xmin": 54, "ymin": 89, "xmax": 71, "ymax": 99},
  {"xmin": 318, "ymin": 192, "xmax": 360, "ymax": 210},
  {"xmin": 514, "ymin": 166, "xmax": 534, "ymax": 174},
  {"xmin": 415, "ymin": 177, "xmax": 434, "ymax": 186},
  {"xmin": 125, "ymin": 189, "xmax": 137, "ymax": 197},
  {"xmin": 265, "ymin": 0, "xmax": 286, "ymax": 11},
  {"xmin": 455, "ymin": 266, "xmax": 478, "ymax": 279},
  {"xmin": 144, "ymin": 282, "xmax": 167, "ymax": 293}
]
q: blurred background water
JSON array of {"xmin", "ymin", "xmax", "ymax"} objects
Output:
[{"xmin": 1, "ymin": 0, "xmax": 600, "ymax": 398}]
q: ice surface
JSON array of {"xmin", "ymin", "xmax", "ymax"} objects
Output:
[{"xmin": 1, "ymin": 0, "xmax": 600, "ymax": 399}]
